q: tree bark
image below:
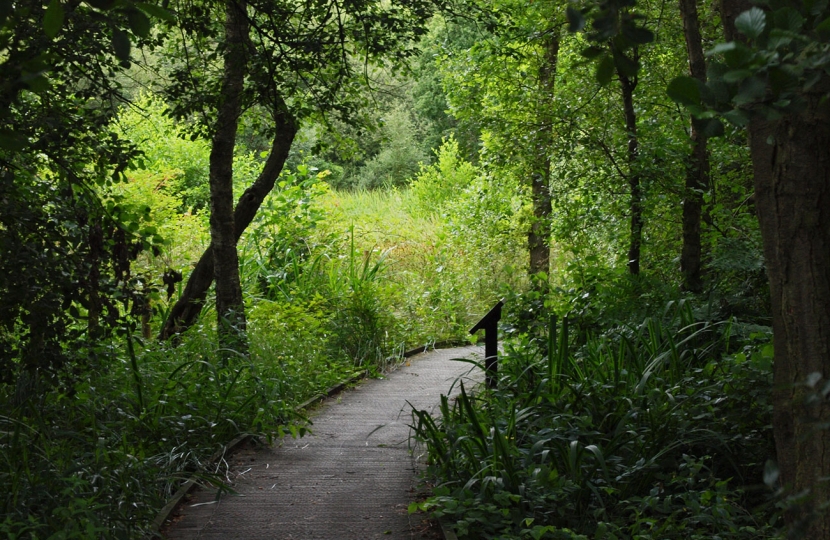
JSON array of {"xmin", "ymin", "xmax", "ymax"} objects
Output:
[
  {"xmin": 679, "ymin": 0, "xmax": 711, "ymax": 293},
  {"xmin": 528, "ymin": 33, "xmax": 560, "ymax": 287},
  {"xmin": 719, "ymin": 0, "xmax": 830, "ymax": 534},
  {"xmin": 719, "ymin": 0, "xmax": 750, "ymax": 42},
  {"xmin": 158, "ymin": 103, "xmax": 298, "ymax": 341},
  {"xmin": 750, "ymin": 97, "xmax": 830, "ymax": 538},
  {"xmin": 210, "ymin": 0, "xmax": 249, "ymax": 348},
  {"xmin": 619, "ymin": 66, "xmax": 641, "ymax": 275}
]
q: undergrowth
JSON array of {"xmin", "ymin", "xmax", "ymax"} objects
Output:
[
  {"xmin": 411, "ymin": 301, "xmax": 780, "ymax": 539},
  {"xmin": 0, "ymin": 322, "xmax": 360, "ymax": 538},
  {"xmin": 0, "ymin": 168, "xmax": 514, "ymax": 537}
]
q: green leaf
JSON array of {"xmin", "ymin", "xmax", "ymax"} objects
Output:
[
  {"xmin": 767, "ymin": 29, "xmax": 794, "ymax": 50},
  {"xmin": 596, "ymin": 55, "xmax": 614, "ymax": 86},
  {"xmin": 735, "ymin": 7, "xmax": 767, "ymax": 39},
  {"xmin": 723, "ymin": 109, "xmax": 750, "ymax": 126},
  {"xmin": 667, "ymin": 76, "xmax": 701, "ymax": 106},
  {"xmin": 567, "ymin": 6, "xmax": 585, "ymax": 32},
  {"xmin": 0, "ymin": 129, "xmax": 28, "ymax": 151},
  {"xmin": 699, "ymin": 117, "xmax": 725, "ymax": 137},
  {"xmin": 769, "ymin": 66, "xmax": 798, "ymax": 94},
  {"xmin": 22, "ymin": 71, "xmax": 51, "ymax": 92},
  {"xmin": 708, "ymin": 42, "xmax": 737, "ymax": 56},
  {"xmin": 592, "ymin": 14, "xmax": 617, "ymax": 40},
  {"xmin": 708, "ymin": 80, "xmax": 731, "ymax": 104},
  {"xmin": 112, "ymin": 28, "xmax": 131, "ymax": 61},
  {"xmin": 613, "ymin": 50, "xmax": 639, "ymax": 77},
  {"xmin": 772, "ymin": 7, "xmax": 804, "ymax": 32},
  {"xmin": 86, "ymin": 0, "xmax": 115, "ymax": 8},
  {"xmin": 805, "ymin": 0, "xmax": 829, "ymax": 17},
  {"xmin": 815, "ymin": 15, "xmax": 830, "ymax": 32},
  {"xmin": 698, "ymin": 80, "xmax": 716, "ymax": 106},
  {"xmin": 581, "ymin": 46, "xmax": 605, "ymax": 59},
  {"xmin": 43, "ymin": 0, "xmax": 64, "ymax": 38},
  {"xmin": 722, "ymin": 69, "xmax": 753, "ymax": 83},
  {"xmin": 136, "ymin": 2, "xmax": 175, "ymax": 21},
  {"xmin": 127, "ymin": 8, "xmax": 151, "ymax": 38},
  {"xmin": 734, "ymin": 76, "xmax": 767, "ymax": 105},
  {"xmin": 622, "ymin": 25, "xmax": 654, "ymax": 45},
  {"xmin": 707, "ymin": 60, "xmax": 728, "ymax": 79},
  {"xmin": 722, "ymin": 42, "xmax": 754, "ymax": 69}
]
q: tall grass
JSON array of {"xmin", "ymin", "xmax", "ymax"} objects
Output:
[
  {"xmin": 315, "ymin": 187, "xmax": 522, "ymax": 345},
  {"xmin": 411, "ymin": 303, "xmax": 778, "ymax": 539},
  {"xmin": 240, "ymin": 183, "xmax": 518, "ymax": 370}
]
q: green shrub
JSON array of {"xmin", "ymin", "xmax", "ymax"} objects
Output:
[
  {"xmin": 409, "ymin": 135, "xmax": 476, "ymax": 213},
  {"xmin": 0, "ymin": 315, "xmax": 367, "ymax": 538},
  {"xmin": 238, "ymin": 164, "xmax": 330, "ymax": 303},
  {"xmin": 116, "ymin": 95, "xmax": 264, "ymax": 213},
  {"xmin": 356, "ymin": 105, "xmax": 431, "ymax": 190},
  {"xmin": 411, "ymin": 306, "xmax": 779, "ymax": 539}
]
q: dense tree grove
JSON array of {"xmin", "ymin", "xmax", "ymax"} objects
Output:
[{"xmin": 1, "ymin": 0, "xmax": 829, "ymax": 536}]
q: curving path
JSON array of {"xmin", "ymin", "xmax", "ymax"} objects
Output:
[{"xmin": 162, "ymin": 345, "xmax": 484, "ymax": 540}]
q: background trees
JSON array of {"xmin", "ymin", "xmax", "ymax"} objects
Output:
[
  {"xmin": 428, "ymin": 2, "xmax": 564, "ymax": 286},
  {"xmin": 678, "ymin": 0, "xmax": 712, "ymax": 293}
]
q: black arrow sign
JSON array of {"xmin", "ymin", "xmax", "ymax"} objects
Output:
[{"xmin": 469, "ymin": 300, "xmax": 504, "ymax": 388}]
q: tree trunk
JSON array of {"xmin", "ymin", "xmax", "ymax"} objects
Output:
[
  {"xmin": 750, "ymin": 97, "xmax": 830, "ymax": 538},
  {"xmin": 719, "ymin": 0, "xmax": 750, "ymax": 42},
  {"xmin": 210, "ymin": 0, "xmax": 249, "ymax": 349},
  {"xmin": 159, "ymin": 103, "xmax": 298, "ymax": 341},
  {"xmin": 718, "ymin": 0, "xmax": 830, "ymax": 533},
  {"xmin": 619, "ymin": 67, "xmax": 641, "ymax": 275},
  {"xmin": 528, "ymin": 33, "xmax": 560, "ymax": 287},
  {"xmin": 679, "ymin": 0, "xmax": 711, "ymax": 293},
  {"xmin": 529, "ymin": 170, "xmax": 552, "ymax": 283}
]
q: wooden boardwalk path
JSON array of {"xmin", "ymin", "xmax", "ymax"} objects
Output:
[{"xmin": 162, "ymin": 346, "xmax": 484, "ymax": 539}]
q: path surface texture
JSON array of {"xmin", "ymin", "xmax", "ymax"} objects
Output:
[{"xmin": 163, "ymin": 345, "xmax": 484, "ymax": 540}]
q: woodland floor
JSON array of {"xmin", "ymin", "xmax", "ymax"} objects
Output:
[{"xmin": 161, "ymin": 345, "xmax": 484, "ymax": 540}]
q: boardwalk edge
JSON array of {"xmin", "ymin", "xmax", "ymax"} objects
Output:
[{"xmin": 150, "ymin": 341, "xmax": 473, "ymax": 538}]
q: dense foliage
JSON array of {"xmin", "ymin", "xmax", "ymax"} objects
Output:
[
  {"xmin": 412, "ymin": 303, "xmax": 778, "ymax": 539},
  {"xmin": 5, "ymin": 0, "xmax": 825, "ymax": 534}
]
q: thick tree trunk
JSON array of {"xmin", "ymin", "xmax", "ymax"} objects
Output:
[
  {"xmin": 679, "ymin": 0, "xmax": 711, "ymax": 293},
  {"xmin": 719, "ymin": 0, "xmax": 750, "ymax": 42},
  {"xmin": 750, "ymin": 98, "xmax": 830, "ymax": 538},
  {"xmin": 210, "ymin": 0, "xmax": 249, "ymax": 348},
  {"xmin": 719, "ymin": 0, "xmax": 830, "ymax": 534},
  {"xmin": 528, "ymin": 34, "xmax": 560, "ymax": 286},
  {"xmin": 619, "ymin": 69, "xmax": 641, "ymax": 275},
  {"xmin": 158, "ymin": 104, "xmax": 298, "ymax": 341}
]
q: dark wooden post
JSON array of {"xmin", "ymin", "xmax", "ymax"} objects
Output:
[{"xmin": 469, "ymin": 300, "xmax": 504, "ymax": 388}]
